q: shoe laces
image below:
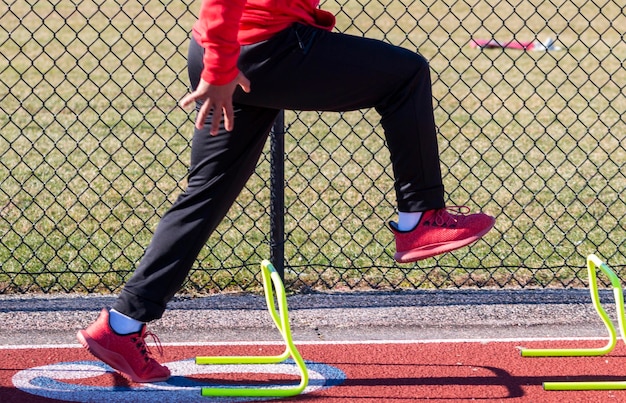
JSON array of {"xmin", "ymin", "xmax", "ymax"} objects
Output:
[
  {"xmin": 130, "ymin": 331, "xmax": 164, "ymax": 363},
  {"xmin": 433, "ymin": 206, "xmax": 470, "ymax": 226}
]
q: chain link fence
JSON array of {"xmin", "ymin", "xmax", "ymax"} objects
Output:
[{"xmin": 0, "ymin": 0, "xmax": 624, "ymax": 294}]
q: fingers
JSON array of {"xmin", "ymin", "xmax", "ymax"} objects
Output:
[
  {"xmin": 179, "ymin": 83, "xmax": 207, "ymax": 110},
  {"xmin": 188, "ymin": 93, "xmax": 236, "ymax": 134},
  {"xmin": 223, "ymin": 102, "xmax": 234, "ymax": 132},
  {"xmin": 179, "ymin": 73, "xmax": 251, "ymax": 134},
  {"xmin": 191, "ymin": 97, "xmax": 228, "ymax": 134},
  {"xmin": 183, "ymin": 88, "xmax": 216, "ymax": 132},
  {"xmin": 195, "ymin": 98, "xmax": 211, "ymax": 130},
  {"xmin": 238, "ymin": 74, "xmax": 251, "ymax": 94},
  {"xmin": 210, "ymin": 103, "xmax": 223, "ymax": 135},
  {"xmin": 178, "ymin": 92, "xmax": 195, "ymax": 110}
]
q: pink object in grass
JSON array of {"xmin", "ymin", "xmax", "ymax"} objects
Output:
[{"xmin": 470, "ymin": 37, "xmax": 560, "ymax": 51}]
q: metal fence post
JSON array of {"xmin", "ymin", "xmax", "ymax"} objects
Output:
[{"xmin": 270, "ymin": 110, "xmax": 285, "ymax": 281}]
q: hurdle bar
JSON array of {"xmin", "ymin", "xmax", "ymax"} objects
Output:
[
  {"xmin": 196, "ymin": 260, "xmax": 309, "ymax": 397},
  {"xmin": 520, "ymin": 254, "xmax": 626, "ymax": 390}
]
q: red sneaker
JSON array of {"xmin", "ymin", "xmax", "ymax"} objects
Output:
[
  {"xmin": 390, "ymin": 206, "xmax": 495, "ymax": 263},
  {"xmin": 77, "ymin": 308, "xmax": 170, "ymax": 383}
]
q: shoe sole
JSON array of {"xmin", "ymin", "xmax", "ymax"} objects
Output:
[
  {"xmin": 76, "ymin": 330, "xmax": 170, "ymax": 383},
  {"xmin": 394, "ymin": 217, "xmax": 495, "ymax": 263}
]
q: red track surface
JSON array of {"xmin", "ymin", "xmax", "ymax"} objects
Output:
[{"xmin": 2, "ymin": 339, "xmax": 626, "ymax": 402}]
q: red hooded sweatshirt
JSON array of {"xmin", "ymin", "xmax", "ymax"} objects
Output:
[{"xmin": 192, "ymin": 0, "xmax": 335, "ymax": 86}]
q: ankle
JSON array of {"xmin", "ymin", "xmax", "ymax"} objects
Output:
[
  {"xmin": 397, "ymin": 211, "xmax": 422, "ymax": 231},
  {"xmin": 109, "ymin": 309, "xmax": 143, "ymax": 334}
]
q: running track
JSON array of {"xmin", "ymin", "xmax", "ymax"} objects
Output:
[{"xmin": 3, "ymin": 338, "xmax": 626, "ymax": 402}]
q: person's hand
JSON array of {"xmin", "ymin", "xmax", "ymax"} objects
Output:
[{"xmin": 179, "ymin": 72, "xmax": 251, "ymax": 135}]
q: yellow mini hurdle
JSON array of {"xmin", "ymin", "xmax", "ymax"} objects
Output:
[
  {"xmin": 196, "ymin": 260, "xmax": 309, "ymax": 397},
  {"xmin": 520, "ymin": 254, "xmax": 626, "ymax": 390}
]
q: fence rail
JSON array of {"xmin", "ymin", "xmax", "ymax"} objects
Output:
[{"xmin": 0, "ymin": 0, "xmax": 624, "ymax": 294}]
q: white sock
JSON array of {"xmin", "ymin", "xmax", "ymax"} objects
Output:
[
  {"xmin": 109, "ymin": 309, "xmax": 144, "ymax": 334},
  {"xmin": 397, "ymin": 211, "xmax": 422, "ymax": 231}
]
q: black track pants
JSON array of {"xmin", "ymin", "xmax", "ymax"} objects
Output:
[{"xmin": 113, "ymin": 24, "xmax": 445, "ymax": 321}]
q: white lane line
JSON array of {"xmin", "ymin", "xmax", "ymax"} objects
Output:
[{"xmin": 0, "ymin": 336, "xmax": 612, "ymax": 350}]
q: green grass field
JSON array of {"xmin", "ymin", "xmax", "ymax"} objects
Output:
[{"xmin": 0, "ymin": 0, "xmax": 624, "ymax": 293}]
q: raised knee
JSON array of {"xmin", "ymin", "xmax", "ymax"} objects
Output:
[{"xmin": 411, "ymin": 52, "xmax": 430, "ymax": 76}]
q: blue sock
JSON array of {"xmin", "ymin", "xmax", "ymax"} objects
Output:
[
  {"xmin": 397, "ymin": 211, "xmax": 422, "ymax": 231},
  {"xmin": 109, "ymin": 309, "xmax": 143, "ymax": 334}
]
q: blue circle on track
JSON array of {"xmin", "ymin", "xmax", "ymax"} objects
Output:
[{"xmin": 13, "ymin": 358, "xmax": 346, "ymax": 402}]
